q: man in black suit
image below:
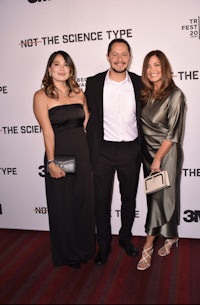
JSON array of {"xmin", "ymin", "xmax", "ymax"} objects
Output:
[{"xmin": 85, "ymin": 38, "xmax": 143, "ymax": 265}]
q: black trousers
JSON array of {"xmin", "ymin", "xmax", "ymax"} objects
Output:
[{"xmin": 93, "ymin": 138, "xmax": 141, "ymax": 251}]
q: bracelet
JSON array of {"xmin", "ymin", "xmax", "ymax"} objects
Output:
[{"xmin": 47, "ymin": 159, "xmax": 55, "ymax": 165}]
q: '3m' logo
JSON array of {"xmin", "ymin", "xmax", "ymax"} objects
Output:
[
  {"xmin": 28, "ymin": 0, "xmax": 50, "ymax": 3},
  {"xmin": 183, "ymin": 210, "xmax": 200, "ymax": 222}
]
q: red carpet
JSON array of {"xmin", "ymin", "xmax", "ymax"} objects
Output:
[{"xmin": 0, "ymin": 229, "xmax": 199, "ymax": 304}]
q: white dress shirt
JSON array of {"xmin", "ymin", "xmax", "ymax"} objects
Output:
[{"xmin": 103, "ymin": 71, "xmax": 138, "ymax": 142}]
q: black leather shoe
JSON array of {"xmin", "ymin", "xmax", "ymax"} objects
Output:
[
  {"xmin": 94, "ymin": 248, "xmax": 111, "ymax": 265},
  {"xmin": 80, "ymin": 259, "xmax": 88, "ymax": 264},
  {"xmin": 119, "ymin": 240, "xmax": 139, "ymax": 257},
  {"xmin": 68, "ymin": 262, "xmax": 81, "ymax": 269}
]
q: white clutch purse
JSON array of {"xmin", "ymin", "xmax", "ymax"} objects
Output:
[{"xmin": 144, "ymin": 170, "xmax": 170, "ymax": 194}]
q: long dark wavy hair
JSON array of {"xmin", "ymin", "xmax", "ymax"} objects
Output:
[
  {"xmin": 42, "ymin": 50, "xmax": 80, "ymax": 99},
  {"xmin": 141, "ymin": 50, "xmax": 175, "ymax": 103}
]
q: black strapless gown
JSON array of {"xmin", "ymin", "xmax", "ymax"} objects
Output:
[{"xmin": 45, "ymin": 104, "xmax": 95, "ymax": 267}]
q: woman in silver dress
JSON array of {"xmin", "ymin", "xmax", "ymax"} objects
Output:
[{"xmin": 137, "ymin": 50, "xmax": 186, "ymax": 271}]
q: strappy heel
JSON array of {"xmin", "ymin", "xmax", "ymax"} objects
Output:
[
  {"xmin": 137, "ymin": 246, "xmax": 153, "ymax": 271},
  {"xmin": 158, "ymin": 238, "xmax": 179, "ymax": 257}
]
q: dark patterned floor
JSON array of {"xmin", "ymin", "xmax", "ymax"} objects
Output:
[{"xmin": 0, "ymin": 229, "xmax": 199, "ymax": 304}]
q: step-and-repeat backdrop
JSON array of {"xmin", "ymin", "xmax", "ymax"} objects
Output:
[{"xmin": 1, "ymin": 0, "xmax": 199, "ymax": 238}]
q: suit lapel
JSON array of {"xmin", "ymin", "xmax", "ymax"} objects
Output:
[
  {"xmin": 97, "ymin": 72, "xmax": 107, "ymax": 125},
  {"xmin": 128, "ymin": 72, "xmax": 141, "ymax": 116}
]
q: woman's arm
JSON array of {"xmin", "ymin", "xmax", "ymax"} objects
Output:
[
  {"xmin": 33, "ymin": 90, "xmax": 55, "ymax": 161},
  {"xmin": 33, "ymin": 90, "xmax": 65, "ymax": 178},
  {"xmin": 151, "ymin": 140, "xmax": 173, "ymax": 172},
  {"xmin": 82, "ymin": 91, "xmax": 90, "ymax": 130}
]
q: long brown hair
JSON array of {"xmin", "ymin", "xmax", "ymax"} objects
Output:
[
  {"xmin": 141, "ymin": 50, "xmax": 175, "ymax": 103},
  {"xmin": 42, "ymin": 50, "xmax": 80, "ymax": 99}
]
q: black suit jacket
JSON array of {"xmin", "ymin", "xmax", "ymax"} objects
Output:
[{"xmin": 85, "ymin": 70, "xmax": 143, "ymax": 168}]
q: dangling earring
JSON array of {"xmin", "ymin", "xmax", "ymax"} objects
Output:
[{"xmin": 49, "ymin": 72, "xmax": 51, "ymax": 77}]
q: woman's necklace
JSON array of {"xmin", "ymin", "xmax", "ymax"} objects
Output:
[{"xmin": 55, "ymin": 86, "xmax": 69, "ymax": 97}]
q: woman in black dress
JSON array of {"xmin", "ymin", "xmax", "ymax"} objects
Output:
[{"xmin": 33, "ymin": 51, "xmax": 95, "ymax": 269}]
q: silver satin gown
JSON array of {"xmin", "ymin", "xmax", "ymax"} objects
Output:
[{"xmin": 141, "ymin": 87, "xmax": 186, "ymax": 238}]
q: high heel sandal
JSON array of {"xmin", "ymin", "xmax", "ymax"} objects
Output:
[
  {"xmin": 158, "ymin": 238, "xmax": 179, "ymax": 257},
  {"xmin": 137, "ymin": 246, "xmax": 153, "ymax": 271}
]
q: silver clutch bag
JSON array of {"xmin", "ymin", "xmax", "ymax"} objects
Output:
[
  {"xmin": 47, "ymin": 156, "xmax": 76, "ymax": 174},
  {"xmin": 144, "ymin": 170, "xmax": 170, "ymax": 194}
]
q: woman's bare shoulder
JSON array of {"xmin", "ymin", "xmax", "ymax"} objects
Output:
[{"xmin": 34, "ymin": 88, "xmax": 46, "ymax": 98}]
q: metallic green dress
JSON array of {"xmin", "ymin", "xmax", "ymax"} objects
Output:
[{"xmin": 141, "ymin": 87, "xmax": 186, "ymax": 238}]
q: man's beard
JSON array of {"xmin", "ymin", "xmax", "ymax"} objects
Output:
[
  {"xmin": 111, "ymin": 62, "xmax": 127, "ymax": 73},
  {"xmin": 112, "ymin": 67, "xmax": 127, "ymax": 73}
]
